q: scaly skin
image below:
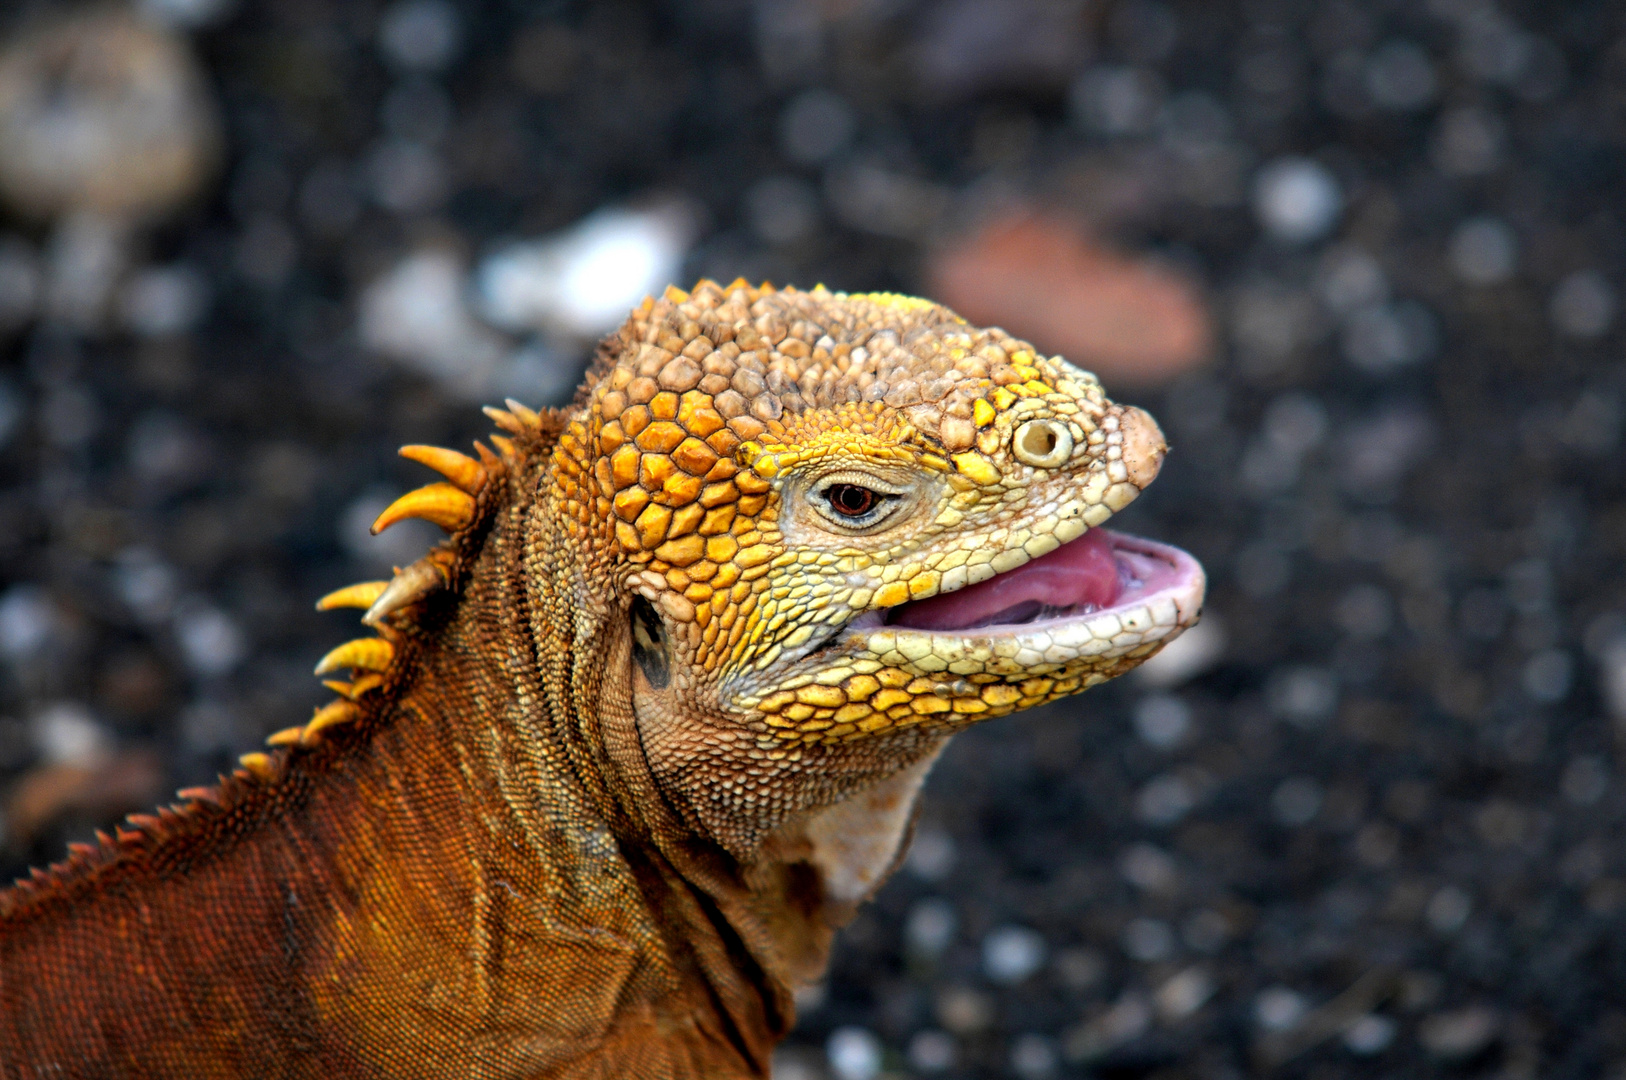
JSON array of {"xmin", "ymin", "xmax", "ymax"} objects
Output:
[{"xmin": 0, "ymin": 280, "xmax": 1204, "ymax": 1078}]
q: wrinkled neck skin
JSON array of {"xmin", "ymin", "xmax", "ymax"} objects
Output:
[{"xmin": 516, "ymin": 468, "xmax": 945, "ymax": 1073}]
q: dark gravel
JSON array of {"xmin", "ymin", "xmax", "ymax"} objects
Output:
[{"xmin": 0, "ymin": 1, "xmax": 1623, "ymax": 1077}]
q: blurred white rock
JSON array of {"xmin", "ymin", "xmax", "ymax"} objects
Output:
[
  {"xmin": 904, "ymin": 897, "xmax": 957, "ymax": 960},
  {"xmin": 136, "ymin": 0, "xmax": 238, "ymax": 30},
  {"xmin": 1155, "ymin": 966, "xmax": 1215, "ymax": 1021},
  {"xmin": 475, "ymin": 202, "xmax": 698, "ymax": 340},
  {"xmin": 41, "ymin": 213, "xmax": 131, "ymax": 331},
  {"xmin": 361, "ymin": 248, "xmax": 508, "ymax": 399},
  {"xmin": 1448, "ymin": 217, "xmax": 1517, "ymax": 285},
  {"xmin": 1134, "ymin": 615, "xmax": 1226, "ymax": 688},
  {"xmin": 982, "ymin": 925, "xmax": 1046, "ymax": 984},
  {"xmin": 119, "ymin": 262, "xmax": 210, "ymax": 337},
  {"xmin": 379, "ymin": 0, "xmax": 461, "ymax": 72},
  {"xmin": 1254, "ymin": 986, "xmax": 1308, "ymax": 1031},
  {"xmin": 825, "ymin": 1026, "xmax": 882, "ymax": 1080},
  {"xmin": 1253, "ymin": 157, "xmax": 1342, "ymax": 244},
  {"xmin": 0, "ymin": 10, "xmax": 219, "ymax": 221},
  {"xmin": 172, "ymin": 597, "xmax": 246, "ymax": 678},
  {"xmin": 1550, "ymin": 270, "xmax": 1615, "ymax": 339},
  {"xmin": 31, "ymin": 701, "xmax": 112, "ymax": 767}
]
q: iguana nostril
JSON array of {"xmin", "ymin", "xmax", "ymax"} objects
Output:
[{"xmin": 1012, "ymin": 418, "xmax": 1073, "ymax": 467}]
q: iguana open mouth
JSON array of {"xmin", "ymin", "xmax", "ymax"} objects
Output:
[{"xmin": 880, "ymin": 528, "xmax": 1201, "ymax": 636}]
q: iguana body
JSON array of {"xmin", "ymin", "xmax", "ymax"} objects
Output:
[{"xmin": 0, "ymin": 281, "xmax": 1204, "ymax": 1077}]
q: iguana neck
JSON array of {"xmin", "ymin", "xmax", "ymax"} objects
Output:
[{"xmin": 0, "ymin": 428, "xmax": 805, "ymax": 1078}]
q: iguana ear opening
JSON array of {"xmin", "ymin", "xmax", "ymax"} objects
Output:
[{"xmin": 630, "ymin": 596, "xmax": 671, "ymax": 690}]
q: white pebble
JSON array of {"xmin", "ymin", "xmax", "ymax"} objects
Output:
[
  {"xmin": 1550, "ymin": 270, "xmax": 1615, "ymax": 338},
  {"xmin": 1154, "ymin": 966, "xmax": 1215, "ymax": 1020},
  {"xmin": 1009, "ymin": 1033, "xmax": 1057, "ymax": 1079},
  {"xmin": 1448, "ymin": 217, "xmax": 1517, "ymax": 285},
  {"xmin": 1133, "ymin": 616, "xmax": 1226, "ymax": 688},
  {"xmin": 905, "ymin": 898, "xmax": 957, "ymax": 959},
  {"xmin": 1266, "ymin": 666, "xmax": 1339, "ymax": 727},
  {"xmin": 1342, "ymin": 1013, "xmax": 1397, "ymax": 1055},
  {"xmin": 1132, "ymin": 694, "xmax": 1191, "ymax": 748},
  {"xmin": 1254, "ymin": 986, "xmax": 1308, "ymax": 1031},
  {"xmin": 1271, "ymin": 776, "xmax": 1324, "ymax": 826},
  {"xmin": 173, "ymin": 599, "xmax": 246, "ymax": 678},
  {"xmin": 1418, "ymin": 1006, "xmax": 1499, "ymax": 1060},
  {"xmin": 1118, "ymin": 843, "xmax": 1179, "ymax": 893},
  {"xmin": 378, "ymin": 0, "xmax": 460, "ymax": 71},
  {"xmin": 31, "ymin": 701, "xmax": 110, "ymax": 766},
  {"xmin": 1121, "ymin": 917, "xmax": 1174, "ymax": 963},
  {"xmin": 1253, "ymin": 158, "xmax": 1342, "ymax": 244},
  {"xmin": 1136, "ymin": 772, "xmax": 1196, "ymax": 825},
  {"xmin": 360, "ymin": 249, "xmax": 507, "ymax": 399},
  {"xmin": 825, "ymin": 1026, "xmax": 882, "ymax": 1080},
  {"xmin": 1426, "ymin": 885, "xmax": 1472, "ymax": 934},
  {"xmin": 907, "ymin": 1030, "xmax": 955, "ymax": 1073},
  {"xmin": 119, "ymin": 263, "xmax": 209, "ymax": 337},
  {"xmin": 983, "ymin": 925, "xmax": 1047, "ymax": 984},
  {"xmin": 1364, "ymin": 40, "xmax": 1437, "ymax": 110},
  {"xmin": 475, "ymin": 203, "xmax": 696, "ymax": 339},
  {"xmin": 906, "ymin": 826, "xmax": 957, "ymax": 881},
  {"xmin": 0, "ymin": 586, "xmax": 55, "ymax": 661}
]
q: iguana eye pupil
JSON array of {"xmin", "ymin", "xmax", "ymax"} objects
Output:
[{"xmin": 825, "ymin": 483, "xmax": 878, "ymax": 517}]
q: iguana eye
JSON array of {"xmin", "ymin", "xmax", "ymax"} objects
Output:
[
  {"xmin": 825, "ymin": 483, "xmax": 879, "ymax": 518},
  {"xmin": 809, "ymin": 473, "xmax": 904, "ymax": 530}
]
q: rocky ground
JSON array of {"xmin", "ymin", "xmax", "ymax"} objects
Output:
[{"xmin": 0, "ymin": 0, "xmax": 1622, "ymax": 1077}]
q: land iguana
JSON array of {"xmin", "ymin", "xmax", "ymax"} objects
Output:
[{"xmin": 0, "ymin": 281, "xmax": 1205, "ymax": 1077}]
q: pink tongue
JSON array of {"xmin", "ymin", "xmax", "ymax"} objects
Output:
[{"xmin": 888, "ymin": 528, "xmax": 1122, "ymax": 631}]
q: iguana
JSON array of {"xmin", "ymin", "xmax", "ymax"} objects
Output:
[{"xmin": 0, "ymin": 281, "xmax": 1204, "ymax": 1077}]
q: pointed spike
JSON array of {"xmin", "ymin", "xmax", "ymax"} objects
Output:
[
  {"xmin": 349, "ymin": 672, "xmax": 384, "ymax": 697},
  {"xmin": 473, "ymin": 441, "xmax": 502, "ymax": 471},
  {"xmin": 663, "ymin": 285, "xmax": 690, "ymax": 303},
  {"xmin": 361, "ymin": 556, "xmax": 448, "ymax": 628},
  {"xmin": 177, "ymin": 786, "xmax": 219, "ymax": 804},
  {"xmin": 95, "ymin": 829, "xmax": 115, "ymax": 846},
  {"xmin": 314, "ymin": 637, "xmax": 394, "ymax": 677},
  {"xmin": 67, "ymin": 841, "xmax": 96, "ymax": 858},
  {"xmin": 266, "ymin": 726, "xmax": 304, "ymax": 747},
  {"xmin": 316, "ymin": 581, "xmax": 390, "ymax": 612},
  {"xmin": 303, "ymin": 700, "xmax": 360, "ymax": 745},
  {"xmin": 238, "ymin": 752, "xmax": 276, "ymax": 781},
  {"xmin": 127, "ymin": 813, "xmax": 163, "ymax": 833},
  {"xmin": 484, "ymin": 406, "xmax": 525, "ymax": 435},
  {"xmin": 370, "ymin": 483, "xmax": 476, "ymax": 535},
  {"xmin": 488, "ymin": 434, "xmax": 518, "ymax": 462},
  {"xmin": 503, "ymin": 398, "xmax": 541, "ymax": 429},
  {"xmin": 724, "ymin": 276, "xmax": 751, "ymax": 293},
  {"xmin": 399, "ymin": 444, "xmax": 487, "ymax": 494},
  {"xmin": 322, "ymin": 679, "xmax": 355, "ymax": 697}
]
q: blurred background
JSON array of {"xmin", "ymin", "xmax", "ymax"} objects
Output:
[{"xmin": 0, "ymin": 0, "xmax": 1621, "ymax": 1075}]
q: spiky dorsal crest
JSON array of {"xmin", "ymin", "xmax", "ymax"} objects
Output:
[{"xmin": 0, "ymin": 403, "xmax": 566, "ymax": 916}]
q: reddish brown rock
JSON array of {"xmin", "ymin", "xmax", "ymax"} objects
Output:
[{"xmin": 928, "ymin": 211, "xmax": 1213, "ymax": 388}]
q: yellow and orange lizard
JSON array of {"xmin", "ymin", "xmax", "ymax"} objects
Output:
[{"xmin": 0, "ymin": 281, "xmax": 1204, "ymax": 1077}]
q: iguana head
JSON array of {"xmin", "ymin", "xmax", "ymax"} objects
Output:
[{"xmin": 551, "ymin": 280, "xmax": 1205, "ymax": 853}]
